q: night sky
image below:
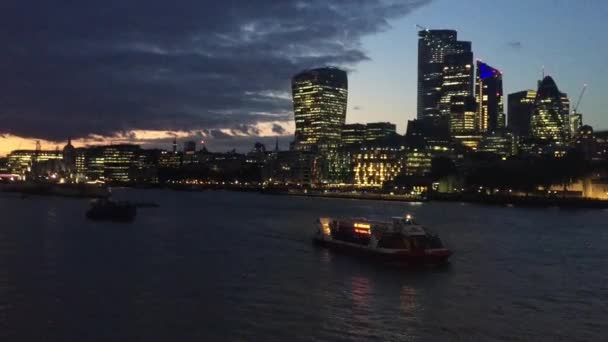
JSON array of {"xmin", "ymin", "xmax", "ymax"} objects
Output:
[{"xmin": 0, "ymin": 0, "xmax": 606, "ymax": 155}]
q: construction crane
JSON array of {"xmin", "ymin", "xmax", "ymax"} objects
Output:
[
  {"xmin": 415, "ymin": 24, "xmax": 428, "ymax": 31},
  {"xmin": 572, "ymin": 84, "xmax": 587, "ymax": 114}
]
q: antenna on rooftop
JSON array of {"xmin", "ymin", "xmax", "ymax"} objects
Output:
[{"xmin": 542, "ymin": 65, "xmax": 545, "ymax": 79}]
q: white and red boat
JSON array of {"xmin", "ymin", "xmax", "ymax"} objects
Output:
[{"xmin": 313, "ymin": 215, "xmax": 452, "ymax": 264}]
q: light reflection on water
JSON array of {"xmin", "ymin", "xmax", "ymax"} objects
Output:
[{"xmin": 0, "ymin": 189, "xmax": 607, "ymax": 341}]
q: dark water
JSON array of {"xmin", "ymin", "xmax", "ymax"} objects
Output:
[{"xmin": 0, "ymin": 190, "xmax": 607, "ymax": 341}]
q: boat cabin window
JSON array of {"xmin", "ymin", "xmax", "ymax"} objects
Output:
[
  {"xmin": 393, "ymin": 218, "xmax": 417, "ymax": 227},
  {"xmin": 409, "ymin": 235, "xmax": 443, "ymax": 250}
]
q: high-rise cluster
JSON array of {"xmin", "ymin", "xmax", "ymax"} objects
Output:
[
  {"xmin": 414, "ymin": 28, "xmax": 579, "ymax": 154},
  {"xmin": 417, "ymin": 30, "xmax": 473, "ymax": 120},
  {"xmin": 416, "ymin": 29, "xmax": 506, "ymax": 147}
]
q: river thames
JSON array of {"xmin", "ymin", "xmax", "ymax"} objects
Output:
[{"xmin": 0, "ymin": 189, "xmax": 607, "ymax": 341}]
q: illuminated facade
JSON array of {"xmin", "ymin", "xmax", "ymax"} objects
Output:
[
  {"xmin": 476, "ymin": 61, "xmax": 505, "ymax": 132},
  {"xmin": 292, "ymin": 68, "xmax": 348, "ymax": 152},
  {"xmin": 342, "ymin": 122, "xmax": 397, "ymax": 146},
  {"xmin": 7, "ymin": 150, "xmax": 63, "ymax": 176},
  {"xmin": 449, "ymin": 95, "xmax": 481, "ymax": 150},
  {"xmin": 269, "ymin": 151, "xmax": 317, "ymax": 185},
  {"xmin": 352, "ymin": 146, "xmax": 405, "ymax": 187},
  {"xmin": 404, "ymin": 150, "xmax": 433, "ymax": 176},
  {"xmin": 159, "ymin": 151, "xmax": 182, "ymax": 168},
  {"xmin": 531, "ymin": 76, "xmax": 570, "ymax": 143},
  {"xmin": 418, "ymin": 29, "xmax": 472, "ymax": 119},
  {"xmin": 478, "ymin": 130, "xmax": 517, "ymax": 157},
  {"xmin": 342, "ymin": 124, "xmax": 366, "ymax": 146},
  {"xmin": 439, "ymin": 50, "xmax": 474, "ymax": 117},
  {"xmin": 365, "ymin": 122, "xmax": 397, "ymax": 141},
  {"xmin": 0, "ymin": 158, "xmax": 8, "ymax": 173},
  {"xmin": 569, "ymin": 113, "xmax": 583, "ymax": 138},
  {"xmin": 449, "ymin": 95, "xmax": 477, "ymax": 135},
  {"xmin": 103, "ymin": 145, "xmax": 140, "ymax": 183},
  {"xmin": 507, "ymin": 90, "xmax": 536, "ymax": 137},
  {"xmin": 85, "ymin": 147, "xmax": 105, "ymax": 181},
  {"xmin": 574, "ymin": 125, "xmax": 598, "ymax": 160}
]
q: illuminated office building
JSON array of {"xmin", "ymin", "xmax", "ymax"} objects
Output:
[
  {"xmin": 449, "ymin": 96, "xmax": 477, "ymax": 135},
  {"xmin": 292, "ymin": 67, "xmax": 348, "ymax": 152},
  {"xmin": 159, "ymin": 150, "xmax": 182, "ymax": 168},
  {"xmin": 439, "ymin": 50, "xmax": 474, "ymax": 116},
  {"xmin": 476, "ymin": 61, "xmax": 505, "ymax": 132},
  {"xmin": 7, "ymin": 150, "xmax": 63, "ymax": 177},
  {"xmin": 75, "ymin": 149, "xmax": 87, "ymax": 178},
  {"xmin": 365, "ymin": 122, "xmax": 397, "ymax": 141},
  {"xmin": 478, "ymin": 130, "xmax": 517, "ymax": 157},
  {"xmin": 85, "ymin": 147, "xmax": 105, "ymax": 181},
  {"xmin": 418, "ymin": 29, "xmax": 472, "ymax": 120},
  {"xmin": 570, "ymin": 113, "xmax": 583, "ymax": 138},
  {"xmin": 449, "ymin": 95, "xmax": 481, "ymax": 150},
  {"xmin": 102, "ymin": 145, "xmax": 141, "ymax": 183},
  {"xmin": 574, "ymin": 125, "xmax": 598, "ymax": 160},
  {"xmin": 404, "ymin": 149, "xmax": 433, "ymax": 176},
  {"xmin": 352, "ymin": 145, "xmax": 405, "ymax": 187},
  {"xmin": 508, "ymin": 90, "xmax": 536, "ymax": 137},
  {"xmin": 531, "ymin": 76, "xmax": 570, "ymax": 143},
  {"xmin": 342, "ymin": 122, "xmax": 397, "ymax": 146},
  {"xmin": 342, "ymin": 124, "xmax": 366, "ymax": 146},
  {"xmin": 0, "ymin": 158, "xmax": 8, "ymax": 173}
]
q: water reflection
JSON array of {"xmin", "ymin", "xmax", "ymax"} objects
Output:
[
  {"xmin": 350, "ymin": 276, "xmax": 372, "ymax": 308},
  {"xmin": 399, "ymin": 286, "xmax": 417, "ymax": 316}
]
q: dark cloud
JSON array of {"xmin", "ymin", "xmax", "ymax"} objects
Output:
[
  {"xmin": 0, "ymin": 0, "xmax": 430, "ymax": 143},
  {"xmin": 507, "ymin": 41, "xmax": 523, "ymax": 49},
  {"xmin": 271, "ymin": 124, "xmax": 286, "ymax": 135}
]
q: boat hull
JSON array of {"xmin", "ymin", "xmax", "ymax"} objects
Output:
[{"xmin": 313, "ymin": 236, "xmax": 451, "ymax": 265}]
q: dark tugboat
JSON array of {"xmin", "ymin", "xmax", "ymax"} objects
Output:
[
  {"xmin": 313, "ymin": 214, "xmax": 452, "ymax": 265},
  {"xmin": 86, "ymin": 199, "xmax": 137, "ymax": 222}
]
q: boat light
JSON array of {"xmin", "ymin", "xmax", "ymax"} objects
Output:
[
  {"xmin": 354, "ymin": 223, "xmax": 371, "ymax": 229},
  {"xmin": 322, "ymin": 223, "xmax": 331, "ymax": 235}
]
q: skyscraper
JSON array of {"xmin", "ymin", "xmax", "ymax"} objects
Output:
[
  {"xmin": 570, "ymin": 113, "xmax": 583, "ymax": 138},
  {"xmin": 417, "ymin": 29, "xmax": 472, "ymax": 120},
  {"xmin": 531, "ymin": 76, "xmax": 570, "ymax": 143},
  {"xmin": 449, "ymin": 96, "xmax": 477, "ymax": 134},
  {"xmin": 475, "ymin": 61, "xmax": 505, "ymax": 132},
  {"xmin": 292, "ymin": 67, "xmax": 348, "ymax": 151},
  {"xmin": 439, "ymin": 46, "xmax": 474, "ymax": 117},
  {"xmin": 508, "ymin": 90, "xmax": 536, "ymax": 137},
  {"xmin": 449, "ymin": 95, "xmax": 481, "ymax": 149}
]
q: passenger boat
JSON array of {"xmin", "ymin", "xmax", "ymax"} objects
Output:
[
  {"xmin": 86, "ymin": 199, "xmax": 137, "ymax": 222},
  {"xmin": 313, "ymin": 215, "xmax": 452, "ymax": 264}
]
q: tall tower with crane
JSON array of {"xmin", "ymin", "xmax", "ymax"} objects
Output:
[{"xmin": 569, "ymin": 84, "xmax": 587, "ymax": 138}]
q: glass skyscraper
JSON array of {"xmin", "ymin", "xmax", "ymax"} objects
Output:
[
  {"xmin": 531, "ymin": 76, "xmax": 570, "ymax": 143},
  {"xmin": 439, "ymin": 46, "xmax": 474, "ymax": 117},
  {"xmin": 417, "ymin": 29, "xmax": 472, "ymax": 120},
  {"xmin": 292, "ymin": 67, "xmax": 348, "ymax": 152},
  {"xmin": 507, "ymin": 90, "xmax": 536, "ymax": 137},
  {"xmin": 475, "ymin": 61, "xmax": 505, "ymax": 132}
]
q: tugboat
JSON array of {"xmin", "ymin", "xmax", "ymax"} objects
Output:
[
  {"xmin": 313, "ymin": 214, "xmax": 452, "ymax": 264},
  {"xmin": 86, "ymin": 199, "xmax": 137, "ymax": 222}
]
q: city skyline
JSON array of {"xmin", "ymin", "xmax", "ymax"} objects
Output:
[{"xmin": 0, "ymin": 1, "xmax": 606, "ymax": 156}]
